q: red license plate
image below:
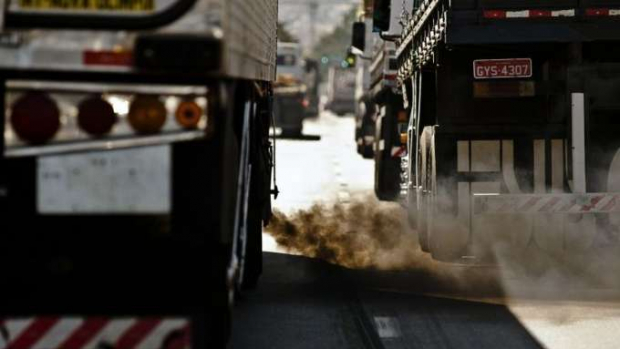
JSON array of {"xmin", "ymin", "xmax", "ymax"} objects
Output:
[{"xmin": 473, "ymin": 58, "xmax": 532, "ymax": 79}]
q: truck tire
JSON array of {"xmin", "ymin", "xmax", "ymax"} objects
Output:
[
  {"xmin": 242, "ymin": 206, "xmax": 262, "ymax": 290},
  {"xmin": 416, "ymin": 127, "xmax": 431, "ymax": 252},
  {"xmin": 281, "ymin": 126, "xmax": 302, "ymax": 138},
  {"xmin": 374, "ymin": 111, "xmax": 401, "ymax": 202},
  {"xmin": 359, "ymin": 98, "xmax": 376, "ymax": 159},
  {"xmin": 424, "ymin": 128, "xmax": 464, "ymax": 261}
]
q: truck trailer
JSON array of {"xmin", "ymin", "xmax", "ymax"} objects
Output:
[
  {"xmin": 371, "ymin": 0, "xmax": 620, "ymax": 262},
  {"xmin": 0, "ymin": 0, "xmax": 278, "ymax": 347},
  {"xmin": 352, "ymin": 0, "xmax": 413, "ymax": 200}
]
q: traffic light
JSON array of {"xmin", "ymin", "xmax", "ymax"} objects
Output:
[{"xmin": 345, "ymin": 51, "xmax": 356, "ymax": 68}]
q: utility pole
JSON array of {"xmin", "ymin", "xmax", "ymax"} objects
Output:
[{"xmin": 309, "ymin": 2, "xmax": 319, "ymax": 49}]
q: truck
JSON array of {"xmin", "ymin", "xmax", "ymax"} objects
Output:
[
  {"xmin": 0, "ymin": 0, "xmax": 278, "ymax": 347},
  {"xmin": 274, "ymin": 42, "xmax": 307, "ymax": 137},
  {"xmin": 303, "ymin": 58, "xmax": 321, "ymax": 118},
  {"xmin": 369, "ymin": 0, "xmax": 620, "ymax": 262},
  {"xmin": 352, "ymin": 7, "xmax": 377, "ymax": 159},
  {"xmin": 325, "ymin": 66, "xmax": 356, "ymax": 116},
  {"xmin": 352, "ymin": 0, "xmax": 412, "ymax": 200}
]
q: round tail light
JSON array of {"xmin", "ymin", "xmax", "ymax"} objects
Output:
[
  {"xmin": 10, "ymin": 92, "xmax": 60, "ymax": 145},
  {"xmin": 128, "ymin": 96, "xmax": 167, "ymax": 135},
  {"xmin": 175, "ymin": 100, "xmax": 203, "ymax": 129},
  {"xmin": 78, "ymin": 96, "xmax": 117, "ymax": 137}
]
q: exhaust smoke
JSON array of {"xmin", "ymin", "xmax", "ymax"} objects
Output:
[
  {"xmin": 266, "ymin": 196, "xmax": 507, "ymax": 298},
  {"xmin": 267, "ymin": 198, "xmax": 422, "ymax": 270},
  {"xmin": 266, "ymin": 194, "xmax": 620, "ymax": 301}
]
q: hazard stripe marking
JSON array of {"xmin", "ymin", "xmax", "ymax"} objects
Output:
[
  {"xmin": 115, "ymin": 318, "xmax": 162, "ymax": 349},
  {"xmin": 84, "ymin": 319, "xmax": 136, "ymax": 349},
  {"xmin": 7, "ymin": 317, "xmax": 59, "ymax": 349},
  {"xmin": 539, "ymin": 196, "xmax": 561, "ymax": 212},
  {"xmin": 33, "ymin": 318, "xmax": 82, "ymax": 349},
  {"xmin": 58, "ymin": 318, "xmax": 109, "ymax": 349},
  {"xmin": 0, "ymin": 318, "xmax": 189, "ymax": 349},
  {"xmin": 165, "ymin": 324, "xmax": 190, "ymax": 349},
  {"xmin": 582, "ymin": 195, "xmax": 603, "ymax": 212},
  {"xmin": 474, "ymin": 193, "xmax": 620, "ymax": 214},
  {"xmin": 135, "ymin": 320, "xmax": 187, "ymax": 349},
  {"xmin": 0, "ymin": 319, "xmax": 32, "ymax": 348},
  {"xmin": 518, "ymin": 197, "xmax": 541, "ymax": 212},
  {"xmin": 601, "ymin": 196, "xmax": 618, "ymax": 211}
]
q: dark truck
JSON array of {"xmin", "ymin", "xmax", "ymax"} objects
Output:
[
  {"xmin": 274, "ymin": 42, "xmax": 307, "ymax": 137},
  {"xmin": 0, "ymin": 0, "xmax": 278, "ymax": 347},
  {"xmin": 371, "ymin": 0, "xmax": 620, "ymax": 261},
  {"xmin": 352, "ymin": 0, "xmax": 412, "ymax": 200},
  {"xmin": 326, "ymin": 66, "xmax": 357, "ymax": 116}
]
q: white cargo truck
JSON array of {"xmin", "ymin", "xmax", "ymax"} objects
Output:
[{"xmin": 0, "ymin": 0, "xmax": 278, "ymax": 347}]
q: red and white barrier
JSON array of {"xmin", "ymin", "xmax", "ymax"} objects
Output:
[
  {"xmin": 390, "ymin": 146, "xmax": 407, "ymax": 158},
  {"xmin": 484, "ymin": 8, "xmax": 620, "ymax": 19},
  {"xmin": 473, "ymin": 193, "xmax": 620, "ymax": 215},
  {"xmin": 0, "ymin": 317, "xmax": 190, "ymax": 349},
  {"xmin": 483, "ymin": 9, "xmax": 576, "ymax": 19}
]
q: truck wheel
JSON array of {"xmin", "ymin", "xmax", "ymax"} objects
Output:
[
  {"xmin": 374, "ymin": 113, "xmax": 400, "ymax": 201},
  {"xmin": 241, "ymin": 206, "xmax": 262, "ymax": 290},
  {"xmin": 424, "ymin": 128, "xmax": 464, "ymax": 261},
  {"xmin": 416, "ymin": 128, "xmax": 431, "ymax": 252},
  {"xmin": 281, "ymin": 127, "xmax": 302, "ymax": 138}
]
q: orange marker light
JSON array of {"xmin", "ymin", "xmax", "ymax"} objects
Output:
[
  {"xmin": 400, "ymin": 132, "xmax": 408, "ymax": 145},
  {"xmin": 175, "ymin": 100, "xmax": 203, "ymax": 129},
  {"xmin": 10, "ymin": 92, "xmax": 60, "ymax": 144},
  {"xmin": 128, "ymin": 96, "xmax": 167, "ymax": 135},
  {"xmin": 78, "ymin": 96, "xmax": 117, "ymax": 136}
]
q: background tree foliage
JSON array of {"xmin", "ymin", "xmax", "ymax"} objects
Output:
[
  {"xmin": 278, "ymin": 22, "xmax": 298, "ymax": 43},
  {"xmin": 311, "ymin": 7, "xmax": 357, "ymax": 63}
]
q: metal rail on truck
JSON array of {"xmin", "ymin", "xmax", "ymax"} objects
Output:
[{"xmin": 397, "ymin": 0, "xmax": 620, "ymax": 80}]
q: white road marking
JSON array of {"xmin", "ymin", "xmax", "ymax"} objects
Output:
[
  {"xmin": 338, "ymin": 191, "xmax": 351, "ymax": 203},
  {"xmin": 373, "ymin": 317, "xmax": 401, "ymax": 339}
]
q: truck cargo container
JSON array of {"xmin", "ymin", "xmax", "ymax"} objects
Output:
[{"xmin": 0, "ymin": 0, "xmax": 278, "ymax": 346}]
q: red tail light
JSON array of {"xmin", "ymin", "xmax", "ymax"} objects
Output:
[
  {"xmin": 78, "ymin": 96, "xmax": 117, "ymax": 136},
  {"xmin": 10, "ymin": 92, "xmax": 60, "ymax": 144},
  {"xmin": 128, "ymin": 96, "xmax": 167, "ymax": 135}
]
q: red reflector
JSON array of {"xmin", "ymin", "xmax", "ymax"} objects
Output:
[
  {"xmin": 586, "ymin": 8, "xmax": 610, "ymax": 16},
  {"xmin": 83, "ymin": 50, "xmax": 133, "ymax": 66},
  {"xmin": 78, "ymin": 97, "xmax": 117, "ymax": 136},
  {"xmin": 384, "ymin": 74, "xmax": 397, "ymax": 81},
  {"xmin": 530, "ymin": 10, "xmax": 552, "ymax": 17},
  {"xmin": 10, "ymin": 92, "xmax": 60, "ymax": 144},
  {"xmin": 483, "ymin": 10, "xmax": 506, "ymax": 19}
]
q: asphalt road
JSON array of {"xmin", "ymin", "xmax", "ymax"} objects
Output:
[
  {"xmin": 232, "ymin": 253, "xmax": 540, "ymax": 349},
  {"xmin": 233, "ymin": 112, "xmax": 620, "ymax": 349}
]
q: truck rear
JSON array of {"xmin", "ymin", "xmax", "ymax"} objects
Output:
[
  {"xmin": 326, "ymin": 66, "xmax": 356, "ymax": 116},
  {"xmin": 0, "ymin": 0, "xmax": 278, "ymax": 347},
  {"xmin": 386, "ymin": 0, "xmax": 620, "ymax": 261},
  {"xmin": 274, "ymin": 42, "xmax": 307, "ymax": 137}
]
